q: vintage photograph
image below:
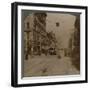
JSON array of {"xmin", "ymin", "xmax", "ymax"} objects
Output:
[
  {"xmin": 11, "ymin": 2, "xmax": 87, "ymax": 87},
  {"xmin": 22, "ymin": 11, "xmax": 80, "ymax": 77}
]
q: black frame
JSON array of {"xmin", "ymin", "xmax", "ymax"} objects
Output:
[{"xmin": 11, "ymin": 2, "xmax": 88, "ymax": 87}]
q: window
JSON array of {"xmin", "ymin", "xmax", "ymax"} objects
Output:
[{"xmin": 27, "ymin": 22, "xmax": 29, "ymax": 29}]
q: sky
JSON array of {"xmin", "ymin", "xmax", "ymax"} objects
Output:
[{"xmin": 46, "ymin": 12, "xmax": 76, "ymax": 48}]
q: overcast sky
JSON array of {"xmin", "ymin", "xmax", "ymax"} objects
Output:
[{"xmin": 46, "ymin": 13, "xmax": 76, "ymax": 48}]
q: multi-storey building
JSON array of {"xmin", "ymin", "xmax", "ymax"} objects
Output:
[
  {"xmin": 24, "ymin": 12, "xmax": 57, "ymax": 60},
  {"xmin": 24, "ymin": 12, "xmax": 47, "ymax": 58},
  {"xmin": 69, "ymin": 14, "xmax": 80, "ymax": 71}
]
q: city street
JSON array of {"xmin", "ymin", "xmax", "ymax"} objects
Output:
[{"xmin": 23, "ymin": 55, "xmax": 80, "ymax": 77}]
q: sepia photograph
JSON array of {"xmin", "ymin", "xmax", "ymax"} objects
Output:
[
  {"xmin": 22, "ymin": 11, "xmax": 80, "ymax": 77},
  {"xmin": 11, "ymin": 2, "xmax": 87, "ymax": 87}
]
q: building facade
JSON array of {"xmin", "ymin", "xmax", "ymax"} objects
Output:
[
  {"xmin": 24, "ymin": 12, "xmax": 57, "ymax": 59},
  {"xmin": 68, "ymin": 15, "xmax": 80, "ymax": 71},
  {"xmin": 71, "ymin": 15, "xmax": 80, "ymax": 70}
]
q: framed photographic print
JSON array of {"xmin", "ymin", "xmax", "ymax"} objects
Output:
[{"xmin": 11, "ymin": 2, "xmax": 88, "ymax": 87}]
